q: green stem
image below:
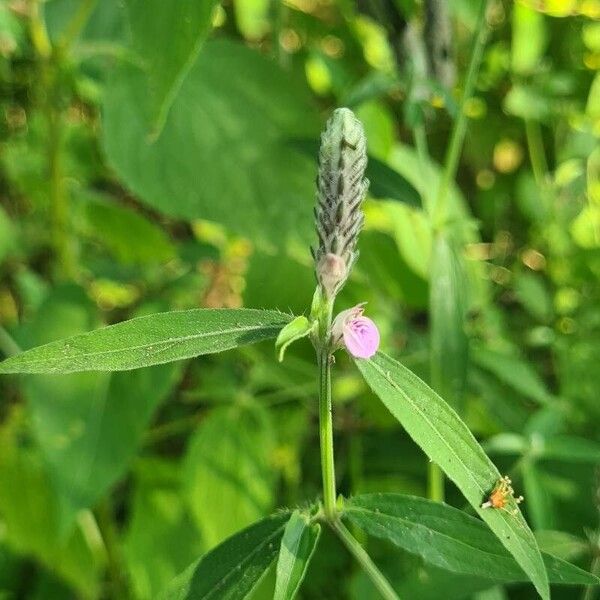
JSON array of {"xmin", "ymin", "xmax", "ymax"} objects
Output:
[
  {"xmin": 331, "ymin": 519, "xmax": 400, "ymax": 600},
  {"xmin": 57, "ymin": 0, "xmax": 98, "ymax": 55},
  {"xmin": 434, "ymin": 0, "xmax": 490, "ymax": 226},
  {"xmin": 319, "ymin": 350, "xmax": 337, "ymax": 519},
  {"xmin": 427, "ymin": 462, "xmax": 445, "ymax": 502},
  {"xmin": 414, "ymin": 122, "xmax": 433, "ymax": 215},
  {"xmin": 525, "ymin": 119, "xmax": 549, "ymax": 188},
  {"xmin": 582, "ymin": 553, "xmax": 600, "ymax": 600}
]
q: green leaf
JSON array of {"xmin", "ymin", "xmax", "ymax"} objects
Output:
[
  {"xmin": 0, "ymin": 308, "xmax": 292, "ymax": 374},
  {"xmin": 124, "ymin": 0, "xmax": 218, "ymax": 135},
  {"xmin": 472, "ymin": 345, "xmax": 553, "ymax": 406},
  {"xmin": 159, "ymin": 513, "xmax": 290, "ymax": 600},
  {"xmin": 355, "ymin": 352, "xmax": 550, "ymax": 600},
  {"xmin": 343, "ymin": 494, "xmax": 597, "ymax": 585},
  {"xmin": 275, "ymin": 316, "xmax": 314, "ymax": 362},
  {"xmin": 289, "ymin": 138, "xmax": 420, "ymax": 207},
  {"xmin": 103, "ymin": 39, "xmax": 319, "ymax": 245},
  {"xmin": 76, "ymin": 190, "xmax": 176, "ymax": 264},
  {"xmin": 123, "ymin": 460, "xmax": 204, "ymax": 600},
  {"xmin": 511, "ymin": 3, "xmax": 548, "ymax": 75},
  {"xmin": 274, "ymin": 510, "xmax": 321, "ymax": 600},
  {"xmin": 429, "ymin": 233, "xmax": 468, "ymax": 411},
  {"xmin": 184, "ymin": 405, "xmax": 275, "ymax": 548}
]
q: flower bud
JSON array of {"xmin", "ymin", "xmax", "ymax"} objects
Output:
[{"xmin": 312, "ymin": 108, "xmax": 369, "ymax": 298}]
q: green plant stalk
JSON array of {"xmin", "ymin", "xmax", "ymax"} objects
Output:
[
  {"xmin": 414, "ymin": 122, "xmax": 434, "ymax": 215},
  {"xmin": 434, "ymin": 0, "xmax": 490, "ymax": 226},
  {"xmin": 317, "ymin": 294, "xmax": 337, "ymax": 520},
  {"xmin": 525, "ymin": 119, "xmax": 549, "ymax": 187},
  {"xmin": 331, "ymin": 519, "xmax": 400, "ymax": 600},
  {"xmin": 427, "ymin": 461, "xmax": 445, "ymax": 502},
  {"xmin": 57, "ymin": 0, "xmax": 98, "ymax": 54}
]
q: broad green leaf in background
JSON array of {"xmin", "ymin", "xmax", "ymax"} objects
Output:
[
  {"xmin": 355, "ymin": 352, "xmax": 550, "ymax": 599},
  {"xmin": 429, "ymin": 233, "xmax": 468, "ymax": 412},
  {"xmin": 274, "ymin": 510, "xmax": 321, "ymax": 600},
  {"xmin": 0, "ymin": 411, "xmax": 104, "ymax": 597},
  {"xmin": 75, "ymin": 190, "xmax": 176, "ymax": 264},
  {"xmin": 521, "ymin": 461, "xmax": 555, "ymax": 531},
  {"xmin": 123, "ymin": 460, "xmax": 204, "ymax": 600},
  {"xmin": 0, "ymin": 205, "xmax": 15, "ymax": 263},
  {"xmin": 0, "ymin": 308, "xmax": 292, "ymax": 373},
  {"xmin": 472, "ymin": 345, "xmax": 553, "ymax": 406},
  {"xmin": 124, "ymin": 0, "xmax": 218, "ymax": 135},
  {"xmin": 16, "ymin": 286, "xmax": 181, "ymax": 531},
  {"xmin": 184, "ymin": 404, "xmax": 275, "ymax": 548},
  {"xmin": 103, "ymin": 40, "xmax": 319, "ymax": 246},
  {"xmin": 159, "ymin": 512, "xmax": 290, "ymax": 600},
  {"xmin": 343, "ymin": 494, "xmax": 597, "ymax": 585}
]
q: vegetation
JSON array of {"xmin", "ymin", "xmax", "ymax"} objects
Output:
[{"xmin": 0, "ymin": 0, "xmax": 599, "ymax": 598}]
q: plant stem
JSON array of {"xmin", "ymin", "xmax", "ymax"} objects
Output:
[
  {"xmin": 525, "ymin": 119, "xmax": 549, "ymax": 188},
  {"xmin": 414, "ymin": 122, "xmax": 433, "ymax": 215},
  {"xmin": 331, "ymin": 519, "xmax": 400, "ymax": 600},
  {"xmin": 318, "ymin": 350, "xmax": 337, "ymax": 519},
  {"xmin": 434, "ymin": 0, "xmax": 490, "ymax": 226},
  {"xmin": 582, "ymin": 553, "xmax": 600, "ymax": 600},
  {"xmin": 57, "ymin": 0, "xmax": 98, "ymax": 54},
  {"xmin": 427, "ymin": 462, "xmax": 445, "ymax": 502}
]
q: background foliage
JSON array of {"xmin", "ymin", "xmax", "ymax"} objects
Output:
[{"xmin": 0, "ymin": 0, "xmax": 599, "ymax": 598}]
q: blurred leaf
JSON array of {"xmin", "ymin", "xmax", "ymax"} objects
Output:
[
  {"xmin": 274, "ymin": 510, "xmax": 320, "ymax": 600},
  {"xmin": 159, "ymin": 512, "xmax": 290, "ymax": 600},
  {"xmin": 76, "ymin": 191, "xmax": 176, "ymax": 264},
  {"xmin": 535, "ymin": 530, "xmax": 589, "ymax": 562},
  {"xmin": 103, "ymin": 40, "xmax": 319, "ymax": 246},
  {"xmin": 124, "ymin": 0, "xmax": 217, "ymax": 135},
  {"xmin": 344, "ymin": 493, "xmax": 597, "ymax": 585},
  {"xmin": 0, "ymin": 412, "xmax": 104, "ymax": 597},
  {"xmin": 511, "ymin": 3, "xmax": 548, "ymax": 75},
  {"xmin": 522, "ymin": 461, "xmax": 555, "ymax": 531},
  {"xmin": 430, "ymin": 233, "xmax": 469, "ymax": 412},
  {"xmin": 184, "ymin": 404, "xmax": 276, "ymax": 547},
  {"xmin": 355, "ymin": 352, "xmax": 549, "ymax": 600},
  {"xmin": 0, "ymin": 309, "xmax": 292, "ymax": 373},
  {"xmin": 471, "ymin": 345, "xmax": 553, "ymax": 406},
  {"xmin": 514, "ymin": 272, "xmax": 553, "ymax": 322},
  {"xmin": 538, "ymin": 435, "xmax": 600, "ymax": 463},
  {"xmin": 0, "ymin": 206, "xmax": 16, "ymax": 263},
  {"xmin": 124, "ymin": 460, "xmax": 204, "ymax": 600}
]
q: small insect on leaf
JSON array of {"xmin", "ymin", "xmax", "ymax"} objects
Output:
[{"xmin": 481, "ymin": 476, "xmax": 524, "ymax": 515}]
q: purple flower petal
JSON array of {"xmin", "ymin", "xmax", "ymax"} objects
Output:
[{"xmin": 342, "ymin": 315, "xmax": 380, "ymax": 359}]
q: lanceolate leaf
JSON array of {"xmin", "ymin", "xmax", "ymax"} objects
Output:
[
  {"xmin": 344, "ymin": 494, "xmax": 597, "ymax": 585},
  {"xmin": 0, "ymin": 309, "xmax": 292, "ymax": 374},
  {"xmin": 159, "ymin": 512, "xmax": 290, "ymax": 600},
  {"xmin": 274, "ymin": 510, "xmax": 321, "ymax": 600},
  {"xmin": 429, "ymin": 232, "xmax": 468, "ymax": 412},
  {"xmin": 355, "ymin": 352, "xmax": 549, "ymax": 600}
]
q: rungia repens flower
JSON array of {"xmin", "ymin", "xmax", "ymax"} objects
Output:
[
  {"xmin": 313, "ymin": 108, "xmax": 369, "ymax": 299},
  {"xmin": 332, "ymin": 304, "xmax": 380, "ymax": 359}
]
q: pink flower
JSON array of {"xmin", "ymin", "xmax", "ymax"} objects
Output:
[{"xmin": 332, "ymin": 304, "xmax": 380, "ymax": 359}]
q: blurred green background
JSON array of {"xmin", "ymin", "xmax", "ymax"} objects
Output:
[{"xmin": 0, "ymin": 0, "xmax": 599, "ymax": 598}]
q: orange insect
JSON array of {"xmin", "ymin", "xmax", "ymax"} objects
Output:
[{"xmin": 481, "ymin": 476, "xmax": 524, "ymax": 515}]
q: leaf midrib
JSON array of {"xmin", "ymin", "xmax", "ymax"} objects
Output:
[
  {"xmin": 204, "ymin": 520, "xmax": 286, "ymax": 599},
  {"xmin": 10, "ymin": 323, "xmax": 282, "ymax": 367}
]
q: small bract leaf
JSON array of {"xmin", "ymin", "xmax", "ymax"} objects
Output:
[
  {"xmin": 275, "ymin": 316, "xmax": 314, "ymax": 362},
  {"xmin": 274, "ymin": 510, "xmax": 321, "ymax": 600}
]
